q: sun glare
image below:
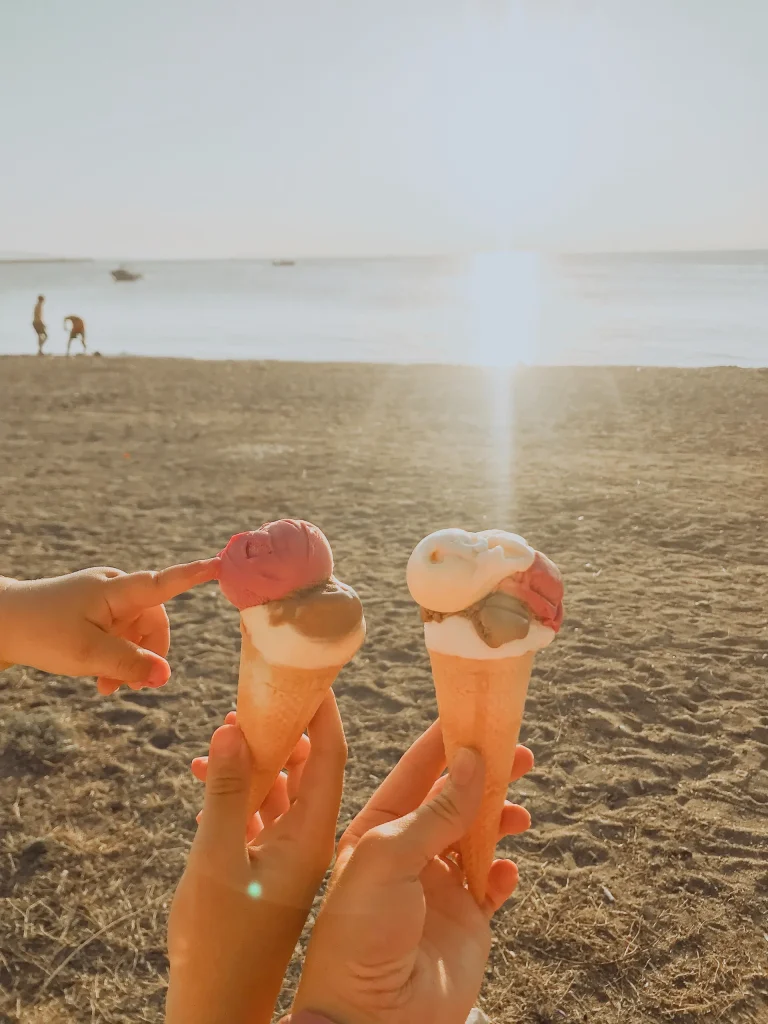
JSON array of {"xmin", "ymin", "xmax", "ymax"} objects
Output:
[
  {"xmin": 465, "ymin": 251, "xmax": 540, "ymax": 367},
  {"xmin": 484, "ymin": 365, "xmax": 515, "ymax": 524},
  {"xmin": 466, "ymin": 252, "xmax": 536, "ymax": 524},
  {"xmin": 464, "ymin": 252, "xmax": 537, "ymax": 524}
]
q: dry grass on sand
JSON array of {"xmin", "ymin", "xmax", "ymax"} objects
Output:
[{"xmin": 0, "ymin": 356, "xmax": 767, "ymax": 1023}]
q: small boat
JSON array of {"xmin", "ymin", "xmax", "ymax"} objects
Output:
[
  {"xmin": 272, "ymin": 259, "xmax": 295, "ymax": 267},
  {"xmin": 111, "ymin": 267, "xmax": 142, "ymax": 282}
]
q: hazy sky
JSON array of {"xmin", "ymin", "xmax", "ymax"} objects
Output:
[{"xmin": 2, "ymin": 1, "xmax": 766, "ymax": 258}]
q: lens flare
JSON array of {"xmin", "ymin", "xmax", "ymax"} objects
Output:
[{"xmin": 464, "ymin": 252, "xmax": 539, "ymax": 521}]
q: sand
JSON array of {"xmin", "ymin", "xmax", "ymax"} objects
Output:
[{"xmin": 0, "ymin": 356, "xmax": 766, "ymax": 1024}]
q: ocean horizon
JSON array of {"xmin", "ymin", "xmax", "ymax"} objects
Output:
[{"xmin": 1, "ymin": 252, "xmax": 766, "ymax": 367}]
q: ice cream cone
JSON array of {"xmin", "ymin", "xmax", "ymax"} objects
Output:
[
  {"xmin": 408, "ymin": 528, "xmax": 563, "ymax": 904},
  {"xmin": 237, "ymin": 626, "xmax": 343, "ymax": 817},
  {"xmin": 216, "ymin": 521, "xmax": 365, "ymax": 818},
  {"xmin": 428, "ymin": 648, "xmax": 534, "ymax": 904}
]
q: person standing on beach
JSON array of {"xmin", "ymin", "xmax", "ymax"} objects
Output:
[
  {"xmin": 32, "ymin": 295, "xmax": 47, "ymax": 354},
  {"xmin": 64, "ymin": 315, "xmax": 87, "ymax": 355}
]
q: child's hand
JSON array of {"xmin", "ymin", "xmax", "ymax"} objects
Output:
[
  {"xmin": 167, "ymin": 693, "xmax": 347, "ymax": 1024},
  {"xmin": 291, "ymin": 722, "xmax": 534, "ymax": 1024},
  {"xmin": 0, "ymin": 559, "xmax": 219, "ymax": 694}
]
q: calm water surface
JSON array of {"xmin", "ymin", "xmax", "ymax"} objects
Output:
[{"xmin": 1, "ymin": 253, "xmax": 766, "ymax": 366}]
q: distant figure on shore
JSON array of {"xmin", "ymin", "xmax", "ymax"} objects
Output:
[
  {"xmin": 64, "ymin": 315, "xmax": 87, "ymax": 356},
  {"xmin": 32, "ymin": 295, "xmax": 47, "ymax": 354}
]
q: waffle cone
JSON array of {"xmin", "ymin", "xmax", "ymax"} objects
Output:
[
  {"xmin": 237, "ymin": 626, "xmax": 342, "ymax": 817},
  {"xmin": 428, "ymin": 648, "xmax": 534, "ymax": 904}
]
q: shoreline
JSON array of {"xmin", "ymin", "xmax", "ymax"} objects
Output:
[{"xmin": 1, "ymin": 353, "xmax": 766, "ymax": 370}]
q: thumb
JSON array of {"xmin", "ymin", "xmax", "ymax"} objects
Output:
[
  {"xmin": 84, "ymin": 627, "xmax": 170, "ymax": 686},
  {"xmin": 193, "ymin": 724, "xmax": 253, "ymax": 861},
  {"xmin": 360, "ymin": 747, "xmax": 485, "ymax": 882}
]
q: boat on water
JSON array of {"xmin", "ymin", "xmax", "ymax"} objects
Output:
[
  {"xmin": 272, "ymin": 259, "xmax": 295, "ymax": 267},
  {"xmin": 111, "ymin": 267, "xmax": 142, "ymax": 282}
]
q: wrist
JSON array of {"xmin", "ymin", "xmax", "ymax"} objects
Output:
[
  {"xmin": 287, "ymin": 1001, "xmax": 360, "ymax": 1024},
  {"xmin": 0, "ymin": 577, "xmax": 20, "ymax": 668}
]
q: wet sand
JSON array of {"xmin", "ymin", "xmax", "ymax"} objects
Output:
[{"xmin": 1, "ymin": 356, "xmax": 766, "ymax": 1023}]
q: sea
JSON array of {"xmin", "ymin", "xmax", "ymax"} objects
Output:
[{"xmin": 1, "ymin": 252, "xmax": 766, "ymax": 366}]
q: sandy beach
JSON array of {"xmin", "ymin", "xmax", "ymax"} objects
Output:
[{"xmin": 1, "ymin": 356, "xmax": 766, "ymax": 1024}]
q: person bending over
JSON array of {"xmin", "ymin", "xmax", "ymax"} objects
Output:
[{"xmin": 64, "ymin": 315, "xmax": 87, "ymax": 356}]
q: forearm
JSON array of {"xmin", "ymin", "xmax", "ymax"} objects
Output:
[
  {"xmin": 247, "ymin": 906, "xmax": 313, "ymax": 1024},
  {"xmin": 166, "ymin": 902, "xmax": 309, "ymax": 1024}
]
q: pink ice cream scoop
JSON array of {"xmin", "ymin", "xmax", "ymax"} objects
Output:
[
  {"xmin": 217, "ymin": 519, "xmax": 334, "ymax": 610},
  {"xmin": 498, "ymin": 550, "xmax": 564, "ymax": 632}
]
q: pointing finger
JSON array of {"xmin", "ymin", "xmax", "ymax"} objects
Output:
[{"xmin": 107, "ymin": 557, "xmax": 221, "ymax": 615}]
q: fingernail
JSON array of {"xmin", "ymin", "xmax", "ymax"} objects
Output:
[
  {"xmin": 451, "ymin": 747, "xmax": 479, "ymax": 786},
  {"xmin": 210, "ymin": 724, "xmax": 240, "ymax": 758},
  {"xmin": 145, "ymin": 658, "xmax": 171, "ymax": 687}
]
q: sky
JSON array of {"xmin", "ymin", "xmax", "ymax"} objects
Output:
[{"xmin": 1, "ymin": 0, "xmax": 767, "ymax": 259}]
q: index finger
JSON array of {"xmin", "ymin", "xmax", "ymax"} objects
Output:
[
  {"xmin": 107, "ymin": 557, "xmax": 220, "ymax": 613},
  {"xmin": 291, "ymin": 692, "xmax": 347, "ymax": 835},
  {"xmin": 339, "ymin": 719, "xmax": 446, "ymax": 852}
]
